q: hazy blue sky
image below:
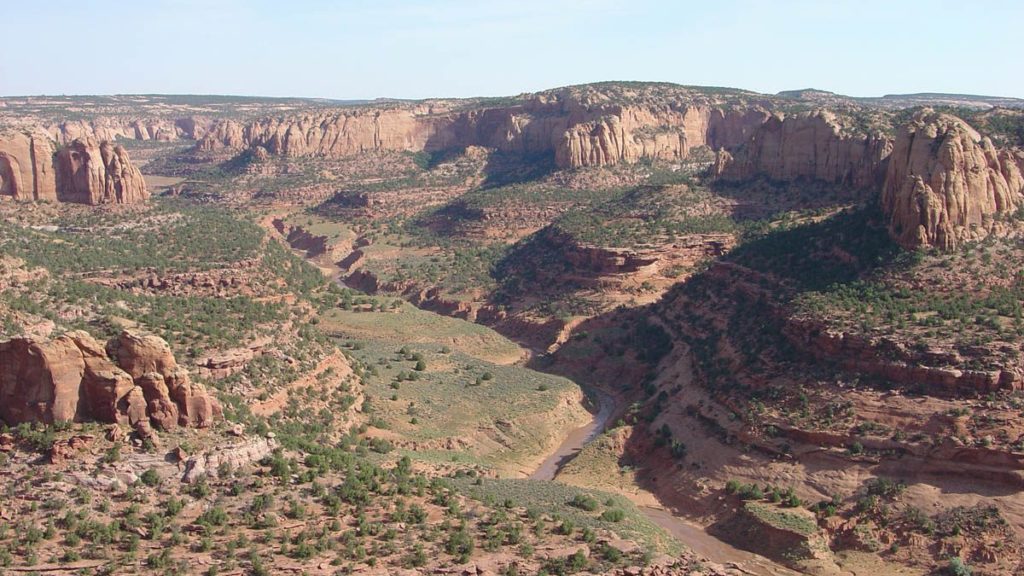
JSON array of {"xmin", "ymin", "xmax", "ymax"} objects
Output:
[{"xmin": 2, "ymin": 0, "xmax": 1022, "ymax": 99}]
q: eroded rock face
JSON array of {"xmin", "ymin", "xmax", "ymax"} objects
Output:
[
  {"xmin": 49, "ymin": 116, "xmax": 214, "ymax": 144},
  {"xmin": 181, "ymin": 436, "xmax": 278, "ymax": 483},
  {"xmin": 54, "ymin": 138, "xmax": 149, "ymax": 204},
  {"xmin": 108, "ymin": 330, "xmax": 179, "ymax": 379},
  {"xmin": 0, "ymin": 132, "xmax": 148, "ymax": 205},
  {"xmin": 196, "ymin": 94, "xmax": 770, "ymax": 169},
  {"xmin": 554, "ymin": 105, "xmax": 769, "ymax": 169},
  {"xmin": 0, "ymin": 334, "xmax": 89, "ymax": 424},
  {"xmin": 881, "ymin": 111, "xmax": 1024, "ymax": 250},
  {"xmin": 716, "ymin": 110, "xmax": 893, "ymax": 188},
  {"xmin": 0, "ymin": 131, "xmax": 56, "ymax": 201},
  {"xmin": 0, "ymin": 330, "xmax": 221, "ymax": 429}
]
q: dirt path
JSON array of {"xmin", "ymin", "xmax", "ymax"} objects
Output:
[{"xmin": 640, "ymin": 506, "xmax": 802, "ymax": 576}]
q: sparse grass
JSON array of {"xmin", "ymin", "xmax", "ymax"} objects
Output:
[
  {"xmin": 744, "ymin": 502, "xmax": 818, "ymax": 537},
  {"xmin": 339, "ymin": 339, "xmax": 584, "ymax": 473},
  {"xmin": 321, "ymin": 301, "xmax": 523, "ymax": 364},
  {"xmin": 452, "ymin": 477, "xmax": 682, "ymax": 554}
]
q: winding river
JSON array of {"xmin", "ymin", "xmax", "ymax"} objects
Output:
[
  {"xmin": 530, "ymin": 388, "xmax": 616, "ymax": 481},
  {"xmin": 530, "ymin": 388, "xmax": 800, "ymax": 576},
  {"xmin": 281, "ymin": 226, "xmax": 798, "ymax": 575}
]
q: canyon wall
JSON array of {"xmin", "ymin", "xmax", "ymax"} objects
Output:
[
  {"xmin": 881, "ymin": 111, "xmax": 1024, "ymax": 250},
  {"xmin": 8, "ymin": 91, "xmax": 1023, "ymax": 250},
  {"xmin": 715, "ymin": 111, "xmax": 893, "ymax": 189},
  {"xmin": 49, "ymin": 116, "xmax": 215, "ymax": 144},
  {"xmin": 0, "ymin": 130, "xmax": 56, "ymax": 201},
  {"xmin": 196, "ymin": 94, "xmax": 772, "ymax": 169},
  {"xmin": 717, "ymin": 108, "xmax": 1024, "ymax": 251},
  {"xmin": 0, "ymin": 133, "xmax": 148, "ymax": 204}
]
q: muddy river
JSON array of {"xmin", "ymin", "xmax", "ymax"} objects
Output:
[{"xmin": 531, "ymin": 389, "xmax": 800, "ymax": 575}]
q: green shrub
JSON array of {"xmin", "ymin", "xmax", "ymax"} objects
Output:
[
  {"xmin": 140, "ymin": 468, "xmax": 161, "ymax": 487},
  {"xmin": 568, "ymin": 494, "xmax": 599, "ymax": 512},
  {"xmin": 600, "ymin": 509, "xmax": 625, "ymax": 523},
  {"xmin": 947, "ymin": 557, "xmax": 972, "ymax": 576}
]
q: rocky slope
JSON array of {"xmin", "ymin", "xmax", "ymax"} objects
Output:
[
  {"xmin": 0, "ymin": 329, "xmax": 221, "ymax": 429},
  {"xmin": 881, "ymin": 111, "xmax": 1024, "ymax": 250},
  {"xmin": 0, "ymin": 133, "xmax": 148, "ymax": 204}
]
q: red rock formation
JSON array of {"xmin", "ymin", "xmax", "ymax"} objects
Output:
[
  {"xmin": 50, "ymin": 116, "xmax": 214, "ymax": 144},
  {"xmin": 108, "ymin": 331, "xmax": 179, "ymax": 378},
  {"xmin": 783, "ymin": 317, "xmax": 1023, "ymax": 395},
  {"xmin": 881, "ymin": 111, "xmax": 1024, "ymax": 250},
  {"xmin": 198, "ymin": 119, "xmax": 247, "ymax": 152},
  {"xmin": 716, "ymin": 110, "xmax": 892, "ymax": 188},
  {"xmin": 0, "ymin": 330, "xmax": 221, "ymax": 429},
  {"xmin": 196, "ymin": 92, "xmax": 770, "ymax": 169},
  {"xmin": 197, "ymin": 108, "xmax": 435, "ymax": 156},
  {"xmin": 0, "ymin": 132, "xmax": 148, "ymax": 205},
  {"xmin": 555, "ymin": 105, "xmax": 769, "ymax": 169},
  {"xmin": 0, "ymin": 130, "xmax": 57, "ymax": 201},
  {"xmin": 54, "ymin": 138, "xmax": 149, "ymax": 204},
  {"xmin": 0, "ymin": 334, "xmax": 90, "ymax": 424}
]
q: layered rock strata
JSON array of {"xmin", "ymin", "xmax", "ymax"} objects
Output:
[
  {"xmin": 54, "ymin": 138, "xmax": 149, "ymax": 204},
  {"xmin": 0, "ymin": 131, "xmax": 56, "ymax": 201}
]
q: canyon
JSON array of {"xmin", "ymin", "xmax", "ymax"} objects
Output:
[
  {"xmin": 2, "ymin": 83, "xmax": 1024, "ymax": 575},
  {"xmin": 8, "ymin": 91, "xmax": 1022, "ymax": 251}
]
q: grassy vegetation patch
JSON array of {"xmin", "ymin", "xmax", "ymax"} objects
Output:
[
  {"xmin": 452, "ymin": 477, "xmax": 682, "ymax": 554},
  {"xmin": 744, "ymin": 502, "xmax": 818, "ymax": 537}
]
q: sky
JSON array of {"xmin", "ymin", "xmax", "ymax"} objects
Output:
[{"xmin": 2, "ymin": 0, "xmax": 1022, "ymax": 99}]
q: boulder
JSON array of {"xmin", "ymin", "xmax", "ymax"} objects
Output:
[{"xmin": 48, "ymin": 434, "xmax": 95, "ymax": 465}]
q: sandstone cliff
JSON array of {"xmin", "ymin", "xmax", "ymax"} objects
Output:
[
  {"xmin": 49, "ymin": 116, "xmax": 214, "ymax": 144},
  {"xmin": 0, "ymin": 130, "xmax": 56, "ymax": 201},
  {"xmin": 0, "ymin": 330, "xmax": 221, "ymax": 429},
  {"xmin": 55, "ymin": 138, "xmax": 149, "ymax": 204},
  {"xmin": 553, "ymin": 104, "xmax": 769, "ymax": 168},
  {"xmin": 196, "ymin": 90, "xmax": 771, "ymax": 169},
  {"xmin": 715, "ymin": 110, "xmax": 893, "ymax": 188},
  {"xmin": 881, "ymin": 111, "xmax": 1024, "ymax": 250},
  {"xmin": 0, "ymin": 133, "xmax": 149, "ymax": 204}
]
